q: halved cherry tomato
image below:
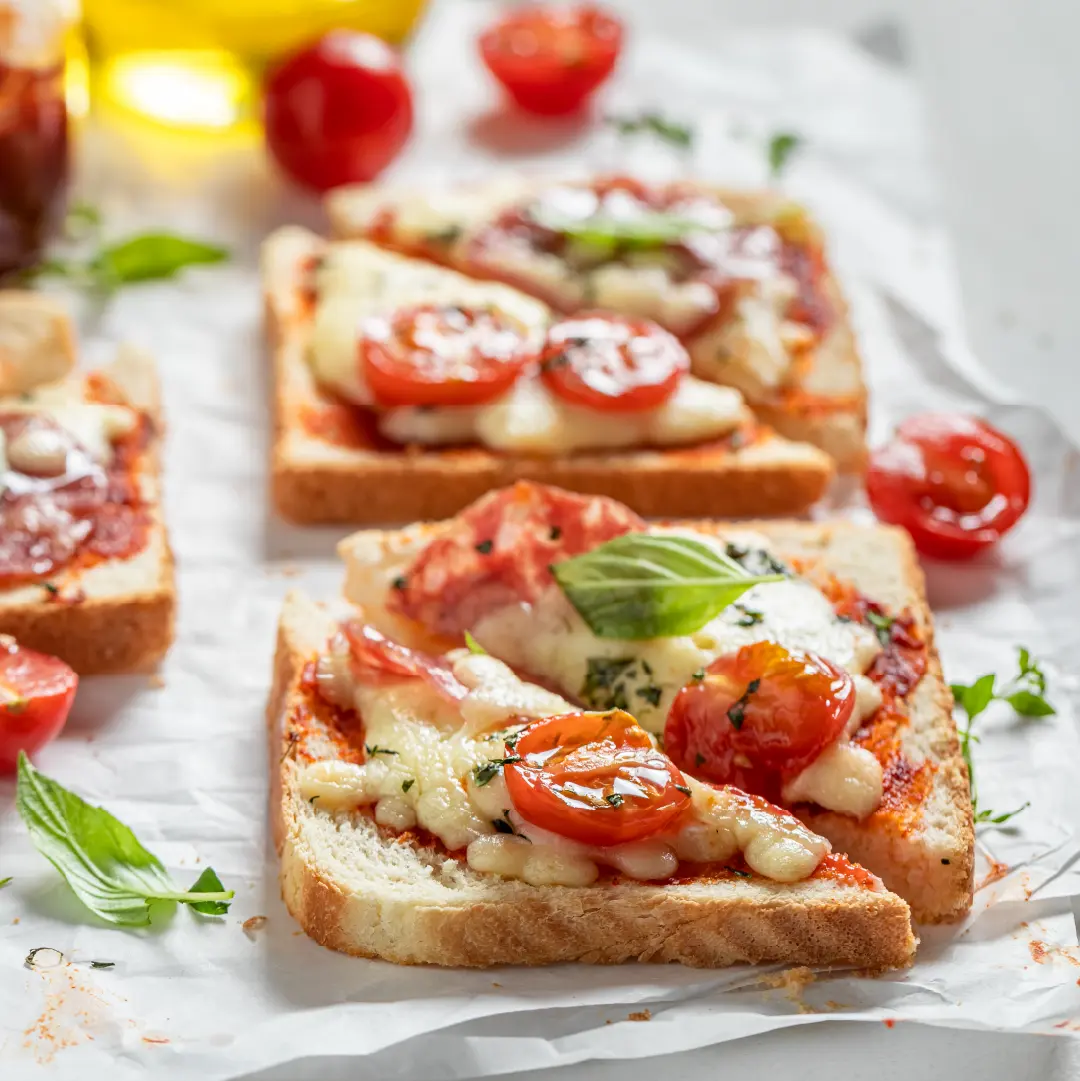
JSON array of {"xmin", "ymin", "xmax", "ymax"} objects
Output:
[
  {"xmin": 664, "ymin": 642, "xmax": 854, "ymax": 797},
  {"xmin": 505, "ymin": 710, "xmax": 690, "ymax": 846},
  {"xmin": 361, "ymin": 304, "xmax": 532, "ymax": 408},
  {"xmin": 478, "ymin": 5, "xmax": 623, "ymax": 116},
  {"xmin": 0, "ymin": 638, "xmax": 77, "ymax": 773},
  {"xmin": 264, "ymin": 31, "xmax": 413, "ymax": 193},
  {"xmin": 539, "ymin": 313, "xmax": 688, "ymax": 412},
  {"xmin": 866, "ymin": 413, "xmax": 1031, "ymax": 562},
  {"xmin": 342, "ymin": 621, "xmax": 467, "ymax": 701}
]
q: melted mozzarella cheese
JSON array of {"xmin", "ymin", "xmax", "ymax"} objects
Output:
[
  {"xmin": 297, "ymin": 643, "xmax": 830, "ymax": 887},
  {"xmin": 308, "ymin": 240, "xmax": 746, "ymax": 454}
]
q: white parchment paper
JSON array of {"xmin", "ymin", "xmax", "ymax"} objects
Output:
[{"xmin": 1, "ymin": 4, "xmax": 1079, "ymax": 1078}]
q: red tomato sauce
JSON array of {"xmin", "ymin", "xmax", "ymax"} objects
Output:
[{"xmin": 0, "ymin": 403, "xmax": 152, "ymax": 588}]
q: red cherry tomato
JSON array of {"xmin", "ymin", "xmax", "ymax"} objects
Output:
[
  {"xmin": 360, "ymin": 304, "xmax": 532, "ymax": 408},
  {"xmin": 539, "ymin": 313, "xmax": 688, "ymax": 412},
  {"xmin": 866, "ymin": 413, "xmax": 1031, "ymax": 562},
  {"xmin": 505, "ymin": 710, "xmax": 690, "ymax": 846},
  {"xmin": 664, "ymin": 641, "xmax": 855, "ymax": 797},
  {"xmin": 0, "ymin": 638, "xmax": 77, "ymax": 773},
  {"xmin": 341, "ymin": 621, "xmax": 467, "ymax": 701},
  {"xmin": 478, "ymin": 5, "xmax": 623, "ymax": 117},
  {"xmin": 264, "ymin": 31, "xmax": 413, "ymax": 193}
]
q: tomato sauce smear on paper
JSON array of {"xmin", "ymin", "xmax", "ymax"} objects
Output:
[{"xmin": 390, "ymin": 482, "xmax": 644, "ymax": 638}]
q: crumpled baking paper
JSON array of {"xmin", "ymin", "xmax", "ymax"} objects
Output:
[{"xmin": 1, "ymin": 3, "xmax": 1078, "ymax": 1078}]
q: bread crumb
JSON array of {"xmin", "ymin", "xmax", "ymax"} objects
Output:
[
  {"xmin": 12, "ymin": 917, "xmax": 20, "ymax": 924},
  {"xmin": 272, "ymin": 564, "xmax": 303, "ymax": 578},
  {"xmin": 491, "ymin": 982, "xmax": 502, "ymax": 988},
  {"xmin": 627, "ymin": 1009, "xmax": 651, "ymax": 1022},
  {"xmin": 146, "ymin": 674, "xmax": 166, "ymax": 689},
  {"xmin": 242, "ymin": 916, "xmax": 268, "ymax": 938}
]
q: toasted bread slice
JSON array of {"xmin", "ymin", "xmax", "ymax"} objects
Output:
[
  {"xmin": 336, "ymin": 518, "xmax": 974, "ymax": 924},
  {"xmin": 0, "ymin": 346, "xmax": 176, "ymax": 674},
  {"xmin": 270, "ymin": 591, "xmax": 916, "ymax": 969},
  {"xmin": 264, "ymin": 226, "xmax": 835, "ymax": 525},
  {"xmin": 327, "ymin": 179, "xmax": 867, "ymax": 472}
]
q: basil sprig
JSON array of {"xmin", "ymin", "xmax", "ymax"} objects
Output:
[
  {"xmin": 551, "ymin": 534, "xmax": 783, "ymax": 640},
  {"xmin": 16, "ymin": 753, "xmax": 234, "ymax": 926}
]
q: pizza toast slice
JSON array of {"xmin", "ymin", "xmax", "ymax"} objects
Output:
[
  {"xmin": 336, "ymin": 483, "xmax": 974, "ymax": 923},
  {"xmin": 263, "ymin": 225, "xmax": 835, "ymax": 524},
  {"xmin": 270, "ymin": 589, "xmax": 915, "ymax": 969},
  {"xmin": 0, "ymin": 294, "xmax": 175, "ymax": 673},
  {"xmin": 326, "ymin": 175, "xmax": 866, "ymax": 470}
]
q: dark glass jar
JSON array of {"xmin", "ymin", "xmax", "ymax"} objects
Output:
[{"xmin": 0, "ymin": 3, "xmax": 70, "ymax": 279}]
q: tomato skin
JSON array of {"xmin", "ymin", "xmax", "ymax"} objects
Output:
[
  {"xmin": 361, "ymin": 304, "xmax": 532, "ymax": 408},
  {"xmin": 264, "ymin": 32, "xmax": 413, "ymax": 193},
  {"xmin": 540, "ymin": 313, "xmax": 688, "ymax": 412},
  {"xmin": 478, "ymin": 5, "xmax": 623, "ymax": 117},
  {"xmin": 0, "ymin": 639, "xmax": 77, "ymax": 773},
  {"xmin": 664, "ymin": 642, "xmax": 855, "ymax": 798},
  {"xmin": 505, "ymin": 710, "xmax": 691, "ymax": 846},
  {"xmin": 867, "ymin": 413, "xmax": 1031, "ymax": 561}
]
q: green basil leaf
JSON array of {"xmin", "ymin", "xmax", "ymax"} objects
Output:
[
  {"xmin": 952, "ymin": 673, "xmax": 996, "ymax": 720},
  {"xmin": 464, "ymin": 631, "xmax": 487, "ymax": 655},
  {"xmin": 768, "ymin": 132, "xmax": 802, "ymax": 178},
  {"xmin": 551, "ymin": 533, "xmax": 783, "ymax": 640},
  {"xmin": 1004, "ymin": 690, "xmax": 1056, "ymax": 718},
  {"xmin": 91, "ymin": 234, "xmax": 229, "ymax": 288},
  {"xmin": 529, "ymin": 205, "xmax": 706, "ymax": 248},
  {"xmin": 975, "ymin": 801, "xmax": 1030, "ymax": 825},
  {"xmin": 608, "ymin": 112, "xmax": 694, "ymax": 148},
  {"xmin": 16, "ymin": 753, "xmax": 233, "ymax": 926},
  {"xmin": 185, "ymin": 868, "xmax": 232, "ymax": 915},
  {"xmin": 0, "ymin": 876, "xmax": 11, "ymax": 889}
]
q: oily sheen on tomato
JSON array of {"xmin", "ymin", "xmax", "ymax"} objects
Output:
[
  {"xmin": 478, "ymin": 4, "xmax": 623, "ymax": 116},
  {"xmin": 867, "ymin": 413, "xmax": 1031, "ymax": 561},
  {"xmin": 504, "ymin": 710, "xmax": 690, "ymax": 847},
  {"xmin": 664, "ymin": 642, "xmax": 854, "ymax": 798},
  {"xmin": 264, "ymin": 31, "xmax": 413, "ymax": 193},
  {"xmin": 0, "ymin": 639, "xmax": 78, "ymax": 773},
  {"xmin": 360, "ymin": 304, "xmax": 531, "ymax": 408},
  {"xmin": 540, "ymin": 313, "xmax": 688, "ymax": 412}
]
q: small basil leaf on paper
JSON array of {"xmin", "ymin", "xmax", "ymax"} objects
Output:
[
  {"xmin": 90, "ymin": 234, "xmax": 229, "ymax": 289},
  {"xmin": 608, "ymin": 112, "xmax": 695, "ymax": 148},
  {"xmin": 185, "ymin": 868, "xmax": 232, "ymax": 916},
  {"xmin": 15, "ymin": 752, "xmax": 234, "ymax": 926},
  {"xmin": 767, "ymin": 131, "xmax": 802, "ymax": 178},
  {"xmin": 551, "ymin": 534, "xmax": 783, "ymax": 640}
]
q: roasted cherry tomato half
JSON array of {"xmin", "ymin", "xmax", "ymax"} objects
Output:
[
  {"xmin": 664, "ymin": 641, "xmax": 855, "ymax": 796},
  {"xmin": 0, "ymin": 638, "xmax": 77, "ymax": 773},
  {"xmin": 264, "ymin": 31, "xmax": 413, "ymax": 193},
  {"xmin": 504, "ymin": 710, "xmax": 691, "ymax": 847},
  {"xmin": 341, "ymin": 621, "xmax": 467, "ymax": 701},
  {"xmin": 539, "ymin": 313, "xmax": 688, "ymax": 412},
  {"xmin": 361, "ymin": 303, "xmax": 532, "ymax": 408},
  {"xmin": 478, "ymin": 4, "xmax": 624, "ymax": 116},
  {"xmin": 866, "ymin": 413, "xmax": 1031, "ymax": 562}
]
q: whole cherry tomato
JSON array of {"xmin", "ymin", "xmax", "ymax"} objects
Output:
[
  {"xmin": 360, "ymin": 304, "xmax": 531, "ymax": 407},
  {"xmin": 478, "ymin": 5, "xmax": 624, "ymax": 116},
  {"xmin": 539, "ymin": 313, "xmax": 689, "ymax": 412},
  {"xmin": 505, "ymin": 710, "xmax": 690, "ymax": 846},
  {"xmin": 0, "ymin": 638, "xmax": 77, "ymax": 773},
  {"xmin": 866, "ymin": 413, "xmax": 1031, "ymax": 562},
  {"xmin": 664, "ymin": 641, "xmax": 854, "ymax": 797},
  {"xmin": 264, "ymin": 31, "xmax": 413, "ymax": 193}
]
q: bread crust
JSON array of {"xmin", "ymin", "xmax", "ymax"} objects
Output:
[
  {"xmin": 334, "ymin": 517, "xmax": 975, "ymax": 924},
  {"xmin": 0, "ymin": 349, "xmax": 176, "ymax": 674},
  {"xmin": 326, "ymin": 180, "xmax": 867, "ymax": 473},
  {"xmin": 264, "ymin": 227, "xmax": 835, "ymax": 525},
  {"xmin": 269, "ymin": 592, "xmax": 916, "ymax": 969}
]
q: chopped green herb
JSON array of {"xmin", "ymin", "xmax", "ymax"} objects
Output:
[
  {"xmin": 365, "ymin": 745, "xmax": 399, "ymax": 757},
  {"xmin": 550, "ymin": 526, "xmax": 562, "ymax": 541},
  {"xmin": 493, "ymin": 817, "xmax": 514, "ymax": 835},
  {"xmin": 605, "ymin": 792, "xmax": 625, "ymax": 809},
  {"xmin": 635, "ymin": 683, "xmax": 663, "ymax": 708},
  {"xmin": 0, "ymin": 876, "xmax": 11, "ymax": 889},
  {"xmin": 89, "ymin": 960, "xmax": 115, "ymax": 970},
  {"xmin": 726, "ymin": 678, "xmax": 760, "ymax": 730},
  {"xmin": 732, "ymin": 604, "xmax": 763, "ymax": 628},
  {"xmin": 401, "ymin": 779, "xmax": 415, "ymax": 793},
  {"xmin": 692, "ymin": 669, "xmax": 705, "ymax": 682},
  {"xmin": 767, "ymin": 132, "xmax": 802, "ymax": 178},
  {"xmin": 725, "ymin": 866, "xmax": 752, "ymax": 879},
  {"xmin": 475, "ymin": 539, "xmax": 494, "ymax": 555},
  {"xmin": 427, "ymin": 225, "xmax": 462, "ymax": 246},
  {"xmin": 464, "ymin": 631, "xmax": 487, "ymax": 655},
  {"xmin": 392, "ymin": 576, "xmax": 407, "ymax": 591},
  {"xmin": 607, "ymin": 112, "xmax": 695, "ymax": 148},
  {"xmin": 673, "ymin": 783, "xmax": 692, "ymax": 797},
  {"xmin": 474, "ymin": 756, "xmax": 522, "ymax": 787},
  {"xmin": 695, "ymin": 753, "xmax": 706, "ymax": 767},
  {"xmin": 42, "ymin": 583, "xmax": 59, "ymax": 595},
  {"xmin": 865, "ymin": 609, "xmax": 895, "ymax": 647},
  {"xmin": 581, "ymin": 656, "xmax": 635, "ymax": 711}
]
